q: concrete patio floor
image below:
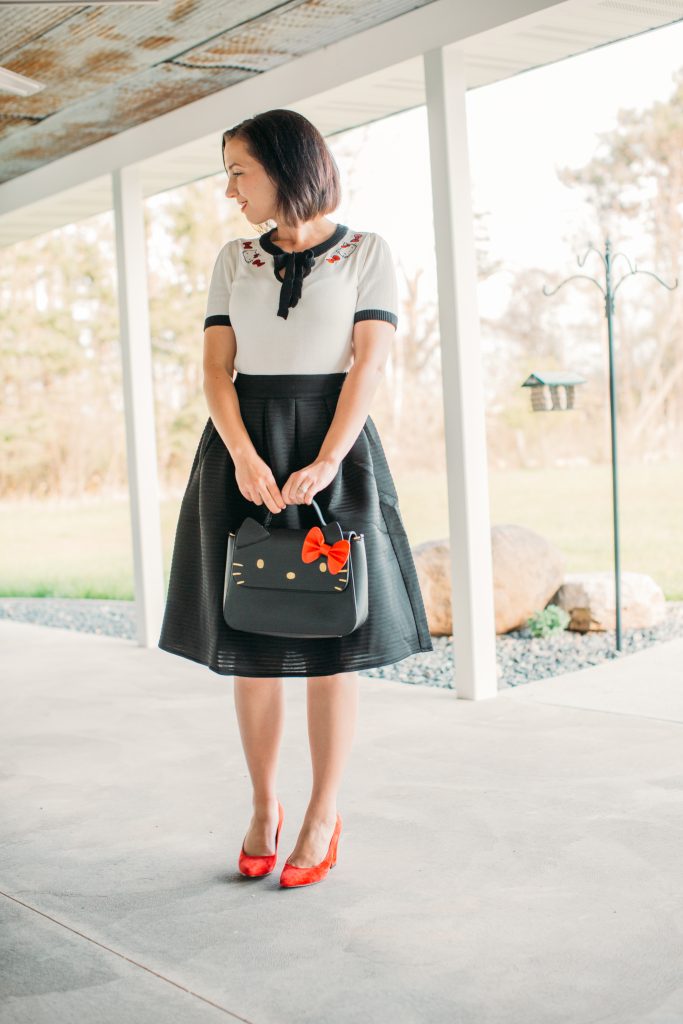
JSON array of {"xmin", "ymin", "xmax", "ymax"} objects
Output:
[{"xmin": 2, "ymin": 619, "xmax": 682, "ymax": 1024}]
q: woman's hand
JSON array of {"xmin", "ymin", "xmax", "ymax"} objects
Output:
[
  {"xmin": 282, "ymin": 456, "xmax": 340, "ymax": 505},
  {"xmin": 233, "ymin": 450, "xmax": 287, "ymax": 514}
]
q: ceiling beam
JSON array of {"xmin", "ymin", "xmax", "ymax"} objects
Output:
[{"xmin": 0, "ymin": 0, "xmax": 570, "ymax": 215}]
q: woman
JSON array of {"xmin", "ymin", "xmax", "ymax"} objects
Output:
[{"xmin": 158, "ymin": 109, "xmax": 433, "ymax": 888}]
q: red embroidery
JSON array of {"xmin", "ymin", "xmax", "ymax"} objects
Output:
[
  {"xmin": 241, "ymin": 239, "xmax": 265, "ymax": 267},
  {"xmin": 240, "ymin": 232, "xmax": 360, "ymax": 268},
  {"xmin": 326, "ymin": 233, "xmax": 363, "ymax": 264}
]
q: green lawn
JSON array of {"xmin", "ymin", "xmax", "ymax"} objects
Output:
[{"xmin": 1, "ymin": 460, "xmax": 680, "ymax": 600}]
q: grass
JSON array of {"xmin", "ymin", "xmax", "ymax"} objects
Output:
[{"xmin": 0, "ymin": 460, "xmax": 680, "ymax": 600}]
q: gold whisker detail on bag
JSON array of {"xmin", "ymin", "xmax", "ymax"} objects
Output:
[
  {"xmin": 334, "ymin": 585, "xmax": 343, "ymax": 591},
  {"xmin": 236, "ymin": 580, "xmax": 245, "ymax": 585},
  {"xmin": 232, "ymin": 571, "xmax": 242, "ymax": 576},
  {"xmin": 232, "ymin": 562, "xmax": 243, "ymax": 566}
]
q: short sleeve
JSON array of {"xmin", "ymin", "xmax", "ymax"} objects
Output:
[
  {"xmin": 353, "ymin": 232, "xmax": 399, "ymax": 331},
  {"xmin": 203, "ymin": 240, "xmax": 237, "ymax": 330}
]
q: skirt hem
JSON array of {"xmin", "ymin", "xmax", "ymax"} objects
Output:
[{"xmin": 157, "ymin": 637, "xmax": 434, "ymax": 679}]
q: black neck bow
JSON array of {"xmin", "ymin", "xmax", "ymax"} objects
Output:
[
  {"xmin": 258, "ymin": 224, "xmax": 349, "ymax": 320},
  {"xmin": 272, "ymin": 248, "xmax": 315, "ymax": 320}
]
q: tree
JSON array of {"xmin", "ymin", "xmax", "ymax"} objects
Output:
[{"xmin": 555, "ymin": 68, "xmax": 683, "ymax": 457}]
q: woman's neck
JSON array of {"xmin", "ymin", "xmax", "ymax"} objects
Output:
[{"xmin": 271, "ymin": 218, "xmax": 337, "ymax": 252}]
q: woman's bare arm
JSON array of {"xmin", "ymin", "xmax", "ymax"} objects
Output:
[
  {"xmin": 316, "ymin": 319, "xmax": 394, "ymax": 465},
  {"xmin": 202, "ymin": 325, "xmax": 285, "ymax": 513},
  {"xmin": 202, "ymin": 325, "xmax": 252, "ymax": 459}
]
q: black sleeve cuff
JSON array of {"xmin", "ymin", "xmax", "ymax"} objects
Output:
[
  {"xmin": 353, "ymin": 309, "xmax": 398, "ymax": 329},
  {"xmin": 204, "ymin": 314, "xmax": 232, "ymax": 329}
]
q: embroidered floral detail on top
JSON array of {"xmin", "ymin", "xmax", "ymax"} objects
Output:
[
  {"xmin": 241, "ymin": 240, "xmax": 265, "ymax": 267},
  {"xmin": 326, "ymin": 232, "xmax": 363, "ymax": 264}
]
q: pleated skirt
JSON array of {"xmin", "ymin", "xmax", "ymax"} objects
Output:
[{"xmin": 158, "ymin": 371, "xmax": 434, "ymax": 678}]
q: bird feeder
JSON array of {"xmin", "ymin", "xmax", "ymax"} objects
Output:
[{"xmin": 521, "ymin": 371, "xmax": 586, "ymax": 412}]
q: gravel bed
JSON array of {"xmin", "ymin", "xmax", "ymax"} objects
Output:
[{"xmin": 1, "ymin": 597, "xmax": 682, "ymax": 691}]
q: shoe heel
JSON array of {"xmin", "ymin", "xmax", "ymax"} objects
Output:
[
  {"xmin": 279, "ymin": 812, "xmax": 342, "ymax": 888},
  {"xmin": 238, "ymin": 800, "xmax": 284, "ymax": 877},
  {"xmin": 329, "ymin": 820, "xmax": 341, "ymax": 868}
]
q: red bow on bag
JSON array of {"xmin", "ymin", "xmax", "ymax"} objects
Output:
[{"xmin": 301, "ymin": 526, "xmax": 350, "ymax": 574}]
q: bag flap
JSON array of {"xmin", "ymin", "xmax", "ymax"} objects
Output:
[{"xmin": 230, "ymin": 517, "xmax": 354, "ymax": 593}]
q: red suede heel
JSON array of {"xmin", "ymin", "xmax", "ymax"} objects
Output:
[
  {"xmin": 238, "ymin": 800, "xmax": 284, "ymax": 877},
  {"xmin": 279, "ymin": 813, "xmax": 342, "ymax": 888}
]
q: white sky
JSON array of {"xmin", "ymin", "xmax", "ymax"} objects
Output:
[{"xmin": 328, "ymin": 18, "xmax": 683, "ymax": 316}]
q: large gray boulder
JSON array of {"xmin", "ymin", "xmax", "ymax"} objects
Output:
[{"xmin": 413, "ymin": 524, "xmax": 565, "ymax": 636}]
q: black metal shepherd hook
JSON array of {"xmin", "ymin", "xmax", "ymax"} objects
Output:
[{"xmin": 542, "ymin": 237, "xmax": 678, "ymax": 652}]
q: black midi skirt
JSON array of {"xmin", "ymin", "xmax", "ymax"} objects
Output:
[{"xmin": 158, "ymin": 371, "xmax": 434, "ymax": 678}]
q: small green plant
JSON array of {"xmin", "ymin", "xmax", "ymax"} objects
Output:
[{"xmin": 527, "ymin": 603, "xmax": 570, "ymax": 637}]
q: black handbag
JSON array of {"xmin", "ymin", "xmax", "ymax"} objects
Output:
[{"xmin": 223, "ymin": 498, "xmax": 368, "ymax": 638}]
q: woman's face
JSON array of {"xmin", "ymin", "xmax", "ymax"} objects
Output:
[{"xmin": 223, "ymin": 136, "xmax": 278, "ymax": 225}]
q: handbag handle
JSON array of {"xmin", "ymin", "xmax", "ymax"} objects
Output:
[{"xmin": 262, "ymin": 497, "xmax": 327, "ymax": 529}]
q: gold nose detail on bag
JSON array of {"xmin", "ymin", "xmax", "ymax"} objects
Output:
[{"xmin": 286, "ymin": 571, "xmax": 296, "ymax": 579}]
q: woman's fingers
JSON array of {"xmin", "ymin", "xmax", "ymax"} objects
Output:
[
  {"xmin": 234, "ymin": 454, "xmax": 288, "ymax": 512},
  {"xmin": 264, "ymin": 481, "xmax": 286, "ymax": 513},
  {"xmin": 282, "ymin": 475, "xmax": 312, "ymax": 505},
  {"xmin": 235, "ymin": 454, "xmax": 329, "ymax": 511},
  {"xmin": 249, "ymin": 481, "xmax": 285, "ymax": 513}
]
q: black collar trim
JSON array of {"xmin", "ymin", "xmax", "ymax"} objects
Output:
[{"xmin": 259, "ymin": 222, "xmax": 348, "ymax": 258}]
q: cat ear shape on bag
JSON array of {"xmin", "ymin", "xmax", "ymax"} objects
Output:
[
  {"xmin": 236, "ymin": 516, "xmax": 344, "ymax": 549},
  {"xmin": 237, "ymin": 518, "xmax": 270, "ymax": 546}
]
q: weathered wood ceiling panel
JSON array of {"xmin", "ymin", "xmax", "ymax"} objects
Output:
[{"xmin": 0, "ymin": 0, "xmax": 439, "ymax": 182}]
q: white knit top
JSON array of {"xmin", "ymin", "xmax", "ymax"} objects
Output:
[{"xmin": 203, "ymin": 223, "xmax": 399, "ymax": 375}]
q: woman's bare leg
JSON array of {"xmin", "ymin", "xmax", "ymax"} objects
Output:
[
  {"xmin": 233, "ymin": 675, "xmax": 285, "ymax": 855},
  {"xmin": 286, "ymin": 670, "xmax": 360, "ymax": 867}
]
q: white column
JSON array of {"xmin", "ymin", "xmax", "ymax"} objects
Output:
[
  {"xmin": 423, "ymin": 46, "xmax": 498, "ymax": 700},
  {"xmin": 112, "ymin": 165, "xmax": 165, "ymax": 647}
]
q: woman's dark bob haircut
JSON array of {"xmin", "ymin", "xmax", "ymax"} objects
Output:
[{"xmin": 222, "ymin": 109, "xmax": 341, "ymax": 226}]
